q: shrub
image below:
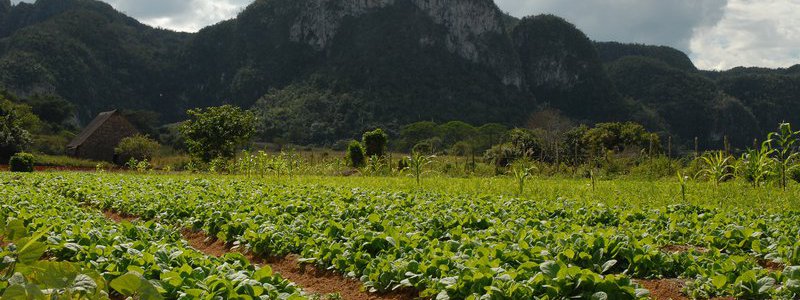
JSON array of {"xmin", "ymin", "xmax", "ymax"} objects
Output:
[
  {"xmin": 346, "ymin": 140, "xmax": 365, "ymax": 168},
  {"xmin": 362, "ymin": 128, "xmax": 388, "ymax": 157},
  {"xmin": 9, "ymin": 152, "xmax": 34, "ymax": 172},
  {"xmin": 115, "ymin": 134, "xmax": 160, "ymax": 164},
  {"xmin": 397, "ymin": 158, "xmax": 410, "ymax": 171},
  {"xmin": 630, "ymin": 156, "xmax": 681, "ymax": 180},
  {"xmin": 484, "ymin": 143, "xmax": 518, "ymax": 169}
]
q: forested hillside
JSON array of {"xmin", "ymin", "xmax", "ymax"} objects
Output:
[{"xmin": 0, "ymin": 0, "xmax": 797, "ymax": 150}]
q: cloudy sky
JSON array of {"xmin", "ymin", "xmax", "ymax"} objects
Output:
[{"xmin": 10, "ymin": 0, "xmax": 800, "ymax": 70}]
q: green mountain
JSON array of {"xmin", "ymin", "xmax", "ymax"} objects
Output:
[
  {"xmin": 0, "ymin": 0, "xmax": 188, "ymax": 120},
  {"xmin": 0, "ymin": 0, "xmax": 797, "ymax": 148}
]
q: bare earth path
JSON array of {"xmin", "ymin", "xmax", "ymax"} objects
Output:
[{"xmin": 102, "ymin": 210, "xmax": 418, "ymax": 300}]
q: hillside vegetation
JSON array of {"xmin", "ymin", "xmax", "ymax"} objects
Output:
[{"xmin": 0, "ymin": 0, "xmax": 798, "ymax": 150}]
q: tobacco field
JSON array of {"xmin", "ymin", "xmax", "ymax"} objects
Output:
[{"xmin": 1, "ymin": 173, "xmax": 800, "ymax": 299}]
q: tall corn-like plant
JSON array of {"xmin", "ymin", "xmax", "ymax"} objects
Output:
[
  {"xmin": 510, "ymin": 159, "xmax": 538, "ymax": 196},
  {"xmin": 677, "ymin": 171, "xmax": 688, "ymax": 203},
  {"xmin": 736, "ymin": 141, "xmax": 774, "ymax": 187},
  {"xmin": 767, "ymin": 123, "xmax": 800, "ymax": 190},
  {"xmin": 697, "ymin": 151, "xmax": 734, "ymax": 186},
  {"xmin": 407, "ymin": 151, "xmax": 434, "ymax": 185}
]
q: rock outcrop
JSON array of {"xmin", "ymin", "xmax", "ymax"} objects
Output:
[{"xmin": 289, "ymin": 0, "xmax": 522, "ymax": 86}]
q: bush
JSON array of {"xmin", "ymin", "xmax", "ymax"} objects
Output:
[
  {"xmin": 9, "ymin": 152, "xmax": 34, "ymax": 172},
  {"xmin": 629, "ymin": 156, "xmax": 681, "ymax": 180},
  {"xmin": 115, "ymin": 134, "xmax": 160, "ymax": 164},
  {"xmin": 346, "ymin": 140, "xmax": 365, "ymax": 168},
  {"xmin": 362, "ymin": 128, "xmax": 388, "ymax": 157}
]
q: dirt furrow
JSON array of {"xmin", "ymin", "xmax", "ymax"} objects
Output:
[{"xmin": 102, "ymin": 210, "xmax": 418, "ymax": 300}]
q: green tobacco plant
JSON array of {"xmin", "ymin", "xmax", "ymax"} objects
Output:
[
  {"xmin": 767, "ymin": 123, "xmax": 800, "ymax": 190},
  {"xmin": 697, "ymin": 151, "xmax": 734, "ymax": 186},
  {"xmin": 0, "ymin": 223, "xmax": 112, "ymax": 299}
]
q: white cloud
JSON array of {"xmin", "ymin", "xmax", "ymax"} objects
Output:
[
  {"xmin": 689, "ymin": 0, "xmax": 800, "ymax": 70},
  {"xmin": 11, "ymin": 0, "xmax": 251, "ymax": 32},
  {"xmin": 106, "ymin": 0, "xmax": 251, "ymax": 32},
  {"xmin": 494, "ymin": 0, "xmax": 727, "ymax": 52}
]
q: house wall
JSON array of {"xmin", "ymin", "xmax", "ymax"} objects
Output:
[{"xmin": 75, "ymin": 114, "xmax": 139, "ymax": 162}]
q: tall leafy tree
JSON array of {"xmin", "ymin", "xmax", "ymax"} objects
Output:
[
  {"xmin": 179, "ymin": 105, "xmax": 256, "ymax": 163},
  {"xmin": 362, "ymin": 128, "xmax": 388, "ymax": 157},
  {"xmin": 0, "ymin": 97, "xmax": 38, "ymax": 161}
]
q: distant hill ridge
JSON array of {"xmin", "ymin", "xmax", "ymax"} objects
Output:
[{"xmin": 0, "ymin": 0, "xmax": 798, "ymax": 148}]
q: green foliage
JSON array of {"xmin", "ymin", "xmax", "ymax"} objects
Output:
[
  {"xmin": 605, "ymin": 56, "xmax": 760, "ymax": 149},
  {"xmin": 437, "ymin": 121, "xmax": 476, "ymax": 147},
  {"xmin": 406, "ymin": 151, "xmax": 434, "ymax": 185},
  {"xmin": 766, "ymin": 123, "xmax": 799, "ymax": 190},
  {"xmin": 509, "ymin": 159, "xmax": 537, "ymax": 195},
  {"xmin": 346, "ymin": 140, "xmax": 365, "ymax": 168},
  {"xmin": 513, "ymin": 15, "xmax": 624, "ymax": 120},
  {"xmin": 8, "ymin": 152, "xmax": 34, "ymax": 172},
  {"xmin": 252, "ymin": 82, "xmax": 372, "ymax": 145},
  {"xmin": 399, "ymin": 121, "xmax": 507, "ymax": 154},
  {"xmin": 399, "ymin": 121, "xmax": 437, "ymax": 151},
  {"xmin": 0, "ymin": 174, "xmax": 304, "ymax": 299},
  {"xmin": 110, "ymin": 272, "xmax": 161, "ymax": 300},
  {"xmin": 22, "ymin": 94, "xmax": 75, "ymax": 127},
  {"xmin": 234, "ymin": 150, "xmax": 303, "ymax": 177},
  {"xmin": 125, "ymin": 158, "xmax": 152, "ymax": 173},
  {"xmin": 584, "ymin": 122, "xmax": 658, "ymax": 155},
  {"xmin": 594, "ymin": 42, "xmax": 697, "ymax": 71},
  {"xmin": 715, "ymin": 71, "xmax": 800, "ymax": 135},
  {"xmin": 0, "ymin": 98, "xmax": 36, "ymax": 161},
  {"xmin": 1, "ymin": 0, "xmax": 797, "ymax": 150},
  {"xmin": 362, "ymin": 128, "xmax": 388, "ymax": 158},
  {"xmin": 179, "ymin": 105, "xmax": 256, "ymax": 163},
  {"xmin": 790, "ymin": 166, "xmax": 800, "ymax": 184},
  {"xmin": 697, "ymin": 151, "xmax": 734, "ymax": 186},
  {"xmin": 115, "ymin": 134, "xmax": 160, "ymax": 164},
  {"xmin": 629, "ymin": 156, "xmax": 681, "ymax": 180},
  {"xmin": 735, "ymin": 141, "xmax": 774, "ymax": 187},
  {"xmin": 32, "ymin": 154, "xmax": 98, "ymax": 168},
  {"xmin": 0, "ymin": 0, "xmax": 189, "ymax": 123},
  {"xmin": 8, "ymin": 172, "xmax": 800, "ymax": 299}
]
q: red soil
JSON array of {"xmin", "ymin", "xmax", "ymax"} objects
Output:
[
  {"xmin": 639, "ymin": 279, "xmax": 689, "ymax": 300},
  {"xmin": 102, "ymin": 210, "xmax": 140, "ymax": 223},
  {"xmin": 759, "ymin": 259, "xmax": 785, "ymax": 272},
  {"xmin": 180, "ymin": 229, "xmax": 418, "ymax": 300},
  {"xmin": 101, "ymin": 210, "xmax": 417, "ymax": 300}
]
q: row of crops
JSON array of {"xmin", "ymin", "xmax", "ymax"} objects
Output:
[
  {"xmin": 4, "ymin": 173, "xmax": 797, "ymax": 299},
  {"xmin": 0, "ymin": 175, "xmax": 305, "ymax": 299}
]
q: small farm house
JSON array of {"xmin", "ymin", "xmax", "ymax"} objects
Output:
[{"xmin": 66, "ymin": 110, "xmax": 138, "ymax": 162}]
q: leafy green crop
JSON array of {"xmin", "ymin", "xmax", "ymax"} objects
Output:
[
  {"xmin": 2, "ymin": 172, "xmax": 800, "ymax": 299},
  {"xmin": 0, "ymin": 176, "xmax": 306, "ymax": 299}
]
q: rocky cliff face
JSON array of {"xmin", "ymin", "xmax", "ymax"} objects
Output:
[{"xmin": 289, "ymin": 0, "xmax": 522, "ymax": 86}]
